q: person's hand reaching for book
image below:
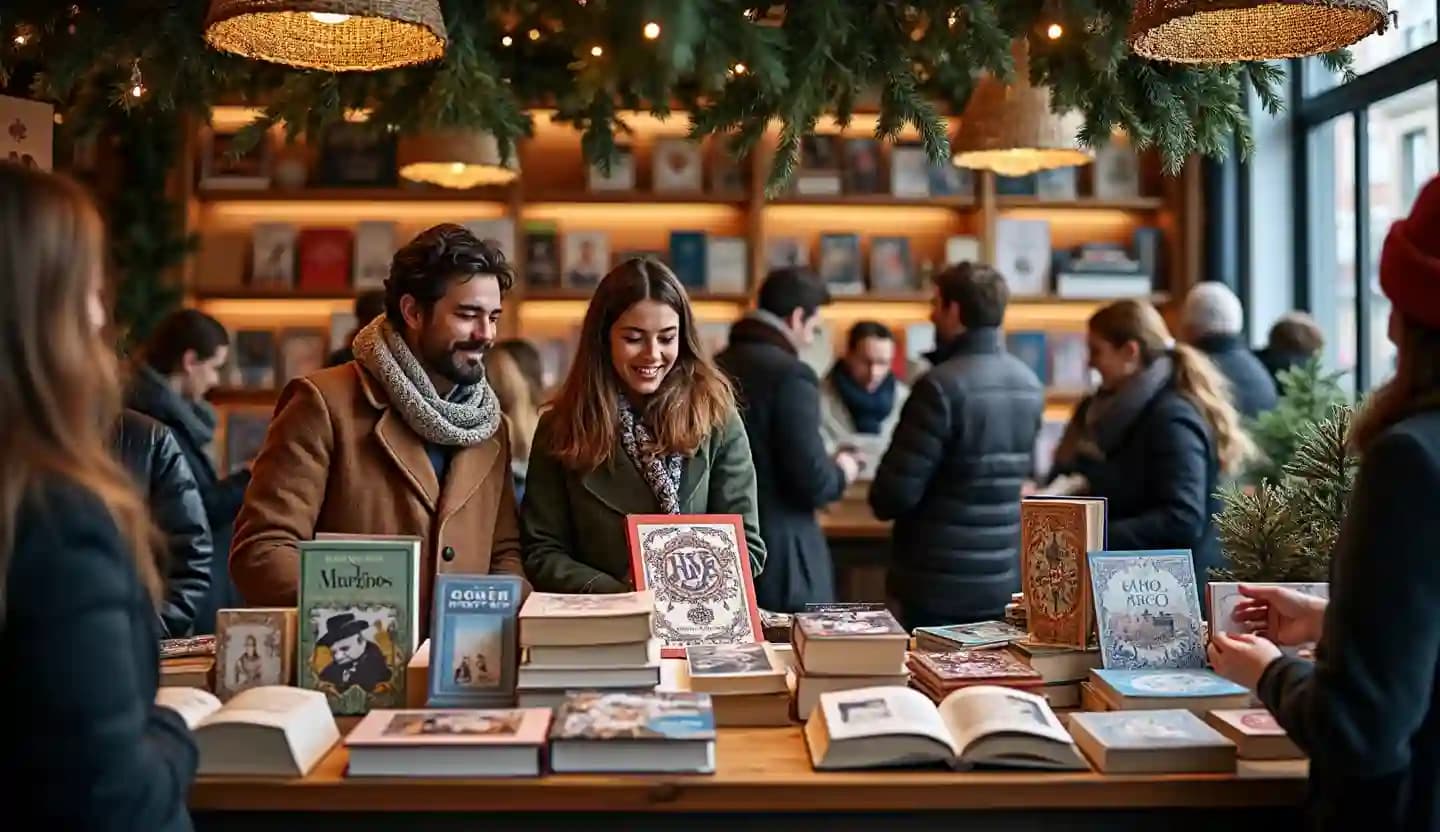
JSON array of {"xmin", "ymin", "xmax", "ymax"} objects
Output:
[
  {"xmin": 1230, "ymin": 584, "xmax": 1327, "ymax": 646},
  {"xmin": 1207, "ymin": 631, "xmax": 1282, "ymax": 691}
]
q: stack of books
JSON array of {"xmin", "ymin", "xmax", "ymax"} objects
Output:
[
  {"xmin": 663, "ymin": 643, "xmax": 791, "ymax": 726},
  {"xmin": 1008, "ymin": 640, "xmax": 1101, "ymax": 709},
  {"xmin": 516, "ymin": 591, "xmax": 661, "ymax": 708},
  {"xmin": 790, "ymin": 609, "xmax": 910, "ymax": 720},
  {"xmin": 1004, "ymin": 593, "xmax": 1028, "ymax": 630},
  {"xmin": 906, "ymin": 649, "xmax": 1043, "ymax": 703},
  {"xmin": 1082, "ymin": 668, "xmax": 1252, "ymax": 715},
  {"xmin": 160, "ymin": 635, "xmax": 217, "ymax": 690}
]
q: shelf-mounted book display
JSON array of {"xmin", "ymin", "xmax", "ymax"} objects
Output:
[{"xmin": 626, "ymin": 514, "xmax": 764, "ymax": 659}]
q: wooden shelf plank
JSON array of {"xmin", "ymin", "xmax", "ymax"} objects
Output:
[
  {"xmin": 197, "ymin": 188, "xmax": 510, "ymax": 203},
  {"xmin": 768, "ymin": 194, "xmax": 977, "ymax": 208},
  {"xmin": 524, "ymin": 289, "xmax": 750, "ymax": 303},
  {"xmin": 524, "ymin": 189, "xmax": 749, "ymax": 206},
  {"xmin": 193, "ymin": 288, "xmax": 357, "ymax": 301},
  {"xmin": 996, "ymin": 196, "xmax": 1166, "ymax": 211}
]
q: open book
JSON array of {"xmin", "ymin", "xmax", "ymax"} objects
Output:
[
  {"xmin": 155, "ymin": 685, "xmax": 340, "ymax": 776},
  {"xmin": 804, "ymin": 685, "xmax": 1085, "ymax": 771}
]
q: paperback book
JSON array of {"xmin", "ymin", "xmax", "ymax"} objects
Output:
[
  {"xmin": 913, "ymin": 620, "xmax": 1027, "ymax": 652},
  {"xmin": 1204, "ymin": 709, "xmax": 1303, "ymax": 760},
  {"xmin": 427, "ymin": 574, "xmax": 523, "ymax": 708},
  {"xmin": 1089, "ymin": 549, "xmax": 1205, "ymax": 669},
  {"xmin": 346, "ymin": 708, "xmax": 552, "ymax": 778},
  {"xmin": 549, "ymin": 691, "xmax": 717, "ymax": 773},
  {"xmin": 1069, "ymin": 709, "xmax": 1236, "ymax": 774}
]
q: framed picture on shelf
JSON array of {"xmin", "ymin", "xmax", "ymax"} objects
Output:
[
  {"xmin": 928, "ymin": 161, "xmax": 972, "ymax": 197},
  {"xmin": 587, "ymin": 145, "xmax": 636, "ymax": 191},
  {"xmin": 277, "ymin": 328, "xmax": 329, "ymax": 385},
  {"xmin": 562, "ymin": 231, "xmax": 610, "ymax": 289},
  {"xmin": 231, "ymin": 330, "xmax": 276, "ymax": 389},
  {"xmin": 314, "ymin": 123, "xmax": 398, "ymax": 188},
  {"xmin": 250, "ymin": 223, "xmax": 297, "ymax": 289},
  {"xmin": 653, "ymin": 138, "xmax": 704, "ymax": 192},
  {"xmin": 765, "ymin": 237, "xmax": 809, "ymax": 270},
  {"xmin": 709, "ymin": 142, "xmax": 746, "ymax": 194},
  {"xmin": 795, "ymin": 135, "xmax": 841, "ymax": 195},
  {"xmin": 889, "ymin": 144, "xmax": 929, "ymax": 198},
  {"xmin": 817, "ymin": 233, "xmax": 863, "ymax": 295},
  {"xmin": 626, "ymin": 514, "xmax": 763, "ymax": 659},
  {"xmin": 353, "ymin": 221, "xmax": 396, "ymax": 291},
  {"xmin": 199, "ymin": 129, "xmax": 272, "ymax": 190},
  {"xmin": 1035, "ymin": 167, "xmax": 1078, "ymax": 201},
  {"xmin": 297, "ymin": 228, "xmax": 353, "ymax": 293},
  {"xmin": 222, "ymin": 407, "xmax": 272, "ymax": 475},
  {"xmin": 868, "ymin": 236, "xmax": 915, "ymax": 293},
  {"xmin": 842, "ymin": 138, "xmax": 882, "ymax": 194},
  {"xmin": 1092, "ymin": 138, "xmax": 1141, "ymax": 200},
  {"xmin": 524, "ymin": 221, "xmax": 561, "ymax": 289}
]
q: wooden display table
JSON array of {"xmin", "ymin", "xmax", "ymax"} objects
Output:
[{"xmin": 191, "ymin": 726, "xmax": 1306, "ymax": 831}]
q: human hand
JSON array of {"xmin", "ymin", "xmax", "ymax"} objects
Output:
[
  {"xmin": 835, "ymin": 451, "xmax": 862, "ymax": 484},
  {"xmin": 1229, "ymin": 584, "xmax": 1327, "ymax": 646},
  {"xmin": 1207, "ymin": 631, "xmax": 1283, "ymax": 691}
]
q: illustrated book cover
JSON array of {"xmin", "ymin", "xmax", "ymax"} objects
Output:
[
  {"xmin": 913, "ymin": 620, "xmax": 1027, "ymax": 651},
  {"xmin": 1208, "ymin": 581, "xmax": 1329, "ymax": 638},
  {"xmin": 907, "ymin": 649, "xmax": 1043, "ymax": 687},
  {"xmin": 1090, "ymin": 668, "xmax": 1248, "ymax": 700},
  {"xmin": 1088, "ymin": 549, "xmax": 1205, "ymax": 669},
  {"xmin": 548, "ymin": 691, "xmax": 717, "ymax": 773},
  {"xmin": 626, "ymin": 514, "xmax": 763, "ymax": 659},
  {"xmin": 1204, "ymin": 709, "xmax": 1303, "ymax": 760},
  {"xmin": 1021, "ymin": 496, "xmax": 1107, "ymax": 649},
  {"xmin": 684, "ymin": 642, "xmax": 786, "ymax": 695},
  {"xmin": 298, "ymin": 537, "xmax": 420, "ymax": 714},
  {"xmin": 214, "ymin": 607, "xmax": 297, "ymax": 701},
  {"xmin": 345, "ymin": 708, "xmax": 552, "ymax": 777},
  {"xmin": 427, "ymin": 574, "xmax": 523, "ymax": 708},
  {"xmin": 792, "ymin": 609, "xmax": 908, "ymax": 676},
  {"xmin": 1069, "ymin": 709, "xmax": 1236, "ymax": 774}
]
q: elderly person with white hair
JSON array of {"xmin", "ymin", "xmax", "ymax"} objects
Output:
[{"xmin": 1180, "ymin": 282, "xmax": 1278, "ymax": 418}]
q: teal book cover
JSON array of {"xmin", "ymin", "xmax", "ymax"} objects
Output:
[
  {"xmin": 1088, "ymin": 549, "xmax": 1205, "ymax": 670},
  {"xmin": 298, "ymin": 538, "xmax": 419, "ymax": 715},
  {"xmin": 428, "ymin": 574, "xmax": 522, "ymax": 708},
  {"xmin": 1093, "ymin": 669, "xmax": 1247, "ymax": 699}
]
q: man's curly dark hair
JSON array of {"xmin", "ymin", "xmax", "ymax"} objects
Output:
[{"xmin": 385, "ymin": 223, "xmax": 514, "ymax": 330}]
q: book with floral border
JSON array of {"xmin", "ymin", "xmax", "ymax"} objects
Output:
[
  {"xmin": 1088, "ymin": 549, "xmax": 1205, "ymax": 670},
  {"xmin": 626, "ymin": 514, "xmax": 763, "ymax": 660},
  {"xmin": 1021, "ymin": 497, "xmax": 1107, "ymax": 649}
]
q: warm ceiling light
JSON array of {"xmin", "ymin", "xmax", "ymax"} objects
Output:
[
  {"xmin": 398, "ymin": 130, "xmax": 520, "ymax": 189},
  {"xmin": 203, "ymin": 0, "xmax": 448, "ymax": 72},
  {"xmin": 13, "ymin": 34, "xmax": 27, "ymax": 46},
  {"xmin": 501, "ymin": 34, "xmax": 513, "ymax": 46},
  {"xmin": 590, "ymin": 45, "xmax": 604, "ymax": 57},
  {"xmin": 1128, "ymin": 0, "xmax": 1388, "ymax": 63},
  {"xmin": 643, "ymin": 21, "xmax": 661, "ymax": 39},
  {"xmin": 528, "ymin": 28, "xmax": 541, "ymax": 41},
  {"xmin": 951, "ymin": 40, "xmax": 1091, "ymax": 177},
  {"xmin": 732, "ymin": 62, "xmax": 747, "ymax": 75},
  {"xmin": 1046, "ymin": 23, "xmax": 1064, "ymax": 39}
]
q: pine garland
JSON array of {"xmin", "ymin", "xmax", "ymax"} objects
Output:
[{"xmin": 1246, "ymin": 359, "xmax": 1350, "ymax": 486}]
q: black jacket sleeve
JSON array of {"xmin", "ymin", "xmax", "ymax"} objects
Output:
[
  {"xmin": 770, "ymin": 365, "xmax": 846, "ymax": 510},
  {"xmin": 1258, "ymin": 427, "xmax": 1440, "ymax": 777},
  {"xmin": 1106, "ymin": 407, "xmax": 1209, "ymax": 550},
  {"xmin": 870, "ymin": 374, "xmax": 951, "ymax": 519},
  {"xmin": 7, "ymin": 488, "xmax": 198, "ymax": 830},
  {"xmin": 148, "ymin": 429, "xmax": 214, "ymax": 638}
]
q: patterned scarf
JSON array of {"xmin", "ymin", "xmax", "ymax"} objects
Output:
[
  {"xmin": 351, "ymin": 316, "xmax": 501, "ymax": 446},
  {"xmin": 617, "ymin": 396, "xmax": 683, "ymax": 514}
]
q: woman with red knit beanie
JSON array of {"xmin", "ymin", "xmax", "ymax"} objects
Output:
[{"xmin": 1209, "ymin": 173, "xmax": 1440, "ymax": 831}]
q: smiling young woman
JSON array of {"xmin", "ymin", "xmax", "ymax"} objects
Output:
[{"xmin": 521, "ymin": 258, "xmax": 766, "ymax": 593}]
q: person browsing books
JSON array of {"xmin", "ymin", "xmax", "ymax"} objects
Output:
[
  {"xmin": 1208, "ymin": 175, "xmax": 1440, "ymax": 832},
  {"xmin": 818, "ymin": 320, "xmax": 911, "ymax": 451},
  {"xmin": 521, "ymin": 258, "xmax": 765, "ymax": 592},
  {"xmin": 230, "ymin": 224, "xmax": 529, "ymax": 633},
  {"xmin": 0, "ymin": 165, "xmax": 197, "ymax": 830},
  {"xmin": 1047, "ymin": 299, "xmax": 1256, "ymax": 584}
]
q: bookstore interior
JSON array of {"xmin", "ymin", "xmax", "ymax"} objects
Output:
[{"xmin": 5, "ymin": 1, "xmax": 1440, "ymax": 829}]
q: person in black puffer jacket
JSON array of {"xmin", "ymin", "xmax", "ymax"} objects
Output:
[
  {"xmin": 113, "ymin": 409, "xmax": 213, "ymax": 638},
  {"xmin": 1049, "ymin": 300, "xmax": 1256, "ymax": 584},
  {"xmin": 870, "ymin": 263, "xmax": 1044, "ymax": 628}
]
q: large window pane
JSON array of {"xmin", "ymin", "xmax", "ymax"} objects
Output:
[
  {"xmin": 1308, "ymin": 114, "xmax": 1358, "ymax": 396},
  {"xmin": 1366, "ymin": 83, "xmax": 1439, "ymax": 387},
  {"xmin": 1306, "ymin": 0, "xmax": 1437, "ymax": 92}
]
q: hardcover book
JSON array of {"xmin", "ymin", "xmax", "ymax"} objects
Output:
[
  {"xmin": 517, "ymin": 590, "xmax": 654, "ymax": 647},
  {"xmin": 297, "ymin": 228, "xmax": 352, "ymax": 292},
  {"xmin": 627, "ymin": 514, "xmax": 763, "ymax": 659},
  {"xmin": 1069, "ymin": 709, "xmax": 1236, "ymax": 774},
  {"xmin": 155, "ymin": 685, "xmax": 340, "ymax": 777},
  {"xmin": 1089, "ymin": 549, "xmax": 1205, "ymax": 669},
  {"xmin": 818, "ymin": 233, "xmax": 863, "ymax": 295},
  {"xmin": 1090, "ymin": 668, "xmax": 1248, "ymax": 700},
  {"xmin": 913, "ymin": 620, "xmax": 1026, "ymax": 651},
  {"xmin": 705, "ymin": 236, "xmax": 748, "ymax": 295},
  {"xmin": 1021, "ymin": 497, "xmax": 1107, "ymax": 649},
  {"xmin": 298, "ymin": 537, "xmax": 420, "ymax": 714},
  {"xmin": 684, "ymin": 643, "xmax": 786, "ymax": 695},
  {"xmin": 427, "ymin": 574, "xmax": 523, "ymax": 708},
  {"xmin": 563, "ymin": 230, "xmax": 609, "ymax": 289},
  {"xmin": 214, "ymin": 607, "xmax": 297, "ymax": 701},
  {"xmin": 345, "ymin": 708, "xmax": 552, "ymax": 778},
  {"xmin": 1048, "ymin": 331, "xmax": 1093, "ymax": 393},
  {"xmin": 907, "ymin": 650, "xmax": 1043, "ymax": 690},
  {"xmin": 1204, "ymin": 709, "xmax": 1303, "ymax": 760},
  {"xmin": 792, "ymin": 609, "xmax": 908, "ymax": 676},
  {"xmin": 523, "ymin": 220, "xmax": 561, "ymax": 288},
  {"xmin": 993, "ymin": 218, "xmax": 1051, "ymax": 297},
  {"xmin": 250, "ymin": 222, "xmax": 297, "ymax": 288},
  {"xmin": 232, "ymin": 329, "xmax": 276, "ymax": 389},
  {"xmin": 549, "ymin": 691, "xmax": 716, "ymax": 773},
  {"xmin": 668, "ymin": 230, "xmax": 707, "ymax": 289},
  {"xmin": 1208, "ymin": 582, "xmax": 1329, "ymax": 638},
  {"xmin": 276, "ymin": 328, "xmax": 328, "ymax": 385},
  {"xmin": 653, "ymin": 138, "xmax": 704, "ymax": 192},
  {"xmin": 587, "ymin": 145, "xmax": 636, "ymax": 191},
  {"xmin": 1006, "ymin": 330, "xmax": 1049, "ymax": 385},
  {"xmin": 353, "ymin": 221, "xmax": 396, "ymax": 291},
  {"xmin": 869, "ymin": 236, "xmax": 915, "ymax": 292}
]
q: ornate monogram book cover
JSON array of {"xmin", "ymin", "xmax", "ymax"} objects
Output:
[
  {"xmin": 626, "ymin": 514, "xmax": 763, "ymax": 659},
  {"xmin": 1021, "ymin": 497, "xmax": 1106, "ymax": 649},
  {"xmin": 1088, "ymin": 550, "xmax": 1205, "ymax": 670}
]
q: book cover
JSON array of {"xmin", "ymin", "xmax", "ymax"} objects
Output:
[
  {"xmin": 1071, "ymin": 709, "xmax": 1229, "ymax": 750},
  {"xmin": 668, "ymin": 230, "xmax": 707, "ymax": 289},
  {"xmin": 519, "ymin": 590, "xmax": 653, "ymax": 619},
  {"xmin": 704, "ymin": 236, "xmax": 748, "ymax": 295},
  {"xmin": 563, "ymin": 230, "xmax": 609, "ymax": 289},
  {"xmin": 214, "ymin": 608, "xmax": 297, "ymax": 701},
  {"xmin": 928, "ymin": 161, "xmax": 972, "ymax": 196},
  {"xmin": 1006, "ymin": 330, "xmax": 1049, "ymax": 385},
  {"xmin": 231, "ymin": 330, "xmax": 276, "ymax": 389},
  {"xmin": 818, "ymin": 233, "xmax": 863, "ymax": 295},
  {"xmin": 653, "ymin": 138, "xmax": 704, "ymax": 192},
  {"xmin": 869, "ymin": 236, "xmax": 915, "ymax": 292},
  {"xmin": 1092, "ymin": 668, "xmax": 1247, "ymax": 699},
  {"xmin": 463, "ymin": 218, "xmax": 517, "ymax": 263},
  {"xmin": 276, "ymin": 328, "xmax": 328, "ymax": 385},
  {"xmin": 889, "ymin": 144, "xmax": 929, "ymax": 197},
  {"xmin": 766, "ymin": 237, "xmax": 808, "ymax": 269},
  {"xmin": 909, "ymin": 650, "xmax": 1042, "ymax": 683},
  {"xmin": 298, "ymin": 539, "xmax": 419, "ymax": 714},
  {"xmin": 1048, "ymin": 332, "xmax": 1092, "ymax": 393},
  {"xmin": 1021, "ymin": 499, "xmax": 1102, "ymax": 649},
  {"xmin": 993, "ymin": 218, "xmax": 1051, "ymax": 296},
  {"xmin": 550, "ymin": 691, "xmax": 716, "ymax": 741},
  {"xmin": 223, "ymin": 409, "xmax": 270, "ymax": 474},
  {"xmin": 251, "ymin": 223, "xmax": 297, "ymax": 288},
  {"xmin": 795, "ymin": 609, "xmax": 905, "ymax": 638},
  {"xmin": 587, "ymin": 145, "xmax": 635, "ymax": 191},
  {"xmin": 353, "ymin": 221, "xmax": 396, "ymax": 290},
  {"xmin": 915, "ymin": 620, "xmax": 1026, "ymax": 649},
  {"xmin": 685, "ymin": 643, "xmax": 778, "ymax": 677},
  {"xmin": 428, "ymin": 575, "xmax": 523, "ymax": 708},
  {"xmin": 1208, "ymin": 582, "xmax": 1328, "ymax": 637},
  {"xmin": 297, "ymin": 228, "xmax": 353, "ymax": 292},
  {"xmin": 348, "ymin": 708, "xmax": 550, "ymax": 746},
  {"xmin": 627, "ymin": 515, "xmax": 762, "ymax": 659},
  {"xmin": 1035, "ymin": 167, "xmax": 1078, "ymax": 200},
  {"xmin": 842, "ymin": 138, "xmax": 882, "ymax": 194},
  {"xmin": 945, "ymin": 235, "xmax": 981, "ymax": 266},
  {"xmin": 802, "ymin": 602, "xmax": 889, "ymax": 613},
  {"xmin": 1207, "ymin": 708, "xmax": 1287, "ymax": 737},
  {"xmin": 1089, "ymin": 549, "xmax": 1206, "ymax": 669}
]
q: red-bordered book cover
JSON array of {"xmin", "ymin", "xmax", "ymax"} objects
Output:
[{"xmin": 625, "ymin": 514, "xmax": 764, "ymax": 660}]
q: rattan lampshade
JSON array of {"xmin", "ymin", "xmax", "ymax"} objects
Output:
[
  {"xmin": 1129, "ymin": 0, "xmax": 1388, "ymax": 63},
  {"xmin": 204, "ymin": 0, "xmax": 447, "ymax": 72},
  {"xmin": 398, "ymin": 131, "xmax": 519, "ymax": 189},
  {"xmin": 951, "ymin": 42, "xmax": 1091, "ymax": 177}
]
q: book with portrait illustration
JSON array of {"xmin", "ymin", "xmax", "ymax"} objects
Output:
[
  {"xmin": 345, "ymin": 708, "xmax": 553, "ymax": 777},
  {"xmin": 626, "ymin": 514, "xmax": 763, "ymax": 659},
  {"xmin": 298, "ymin": 537, "xmax": 420, "ymax": 715},
  {"xmin": 427, "ymin": 574, "xmax": 523, "ymax": 708},
  {"xmin": 684, "ymin": 642, "xmax": 786, "ymax": 695},
  {"xmin": 214, "ymin": 607, "xmax": 297, "ymax": 701},
  {"xmin": 1021, "ymin": 497, "xmax": 1107, "ymax": 649},
  {"xmin": 1089, "ymin": 549, "xmax": 1205, "ymax": 670},
  {"xmin": 155, "ymin": 685, "xmax": 340, "ymax": 777},
  {"xmin": 549, "ymin": 691, "xmax": 717, "ymax": 773},
  {"xmin": 804, "ymin": 685, "xmax": 1084, "ymax": 772}
]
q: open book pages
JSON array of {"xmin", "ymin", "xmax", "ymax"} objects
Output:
[
  {"xmin": 806, "ymin": 685, "xmax": 1082, "ymax": 771},
  {"xmin": 156, "ymin": 685, "xmax": 340, "ymax": 776}
]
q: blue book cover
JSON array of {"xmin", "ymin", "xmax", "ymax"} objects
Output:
[
  {"xmin": 668, "ymin": 231, "xmax": 708, "ymax": 289},
  {"xmin": 427, "ymin": 574, "xmax": 523, "ymax": 707},
  {"xmin": 1006, "ymin": 331, "xmax": 1049, "ymax": 385},
  {"xmin": 1092, "ymin": 669, "xmax": 1247, "ymax": 699},
  {"xmin": 1072, "ymin": 709, "xmax": 1230, "ymax": 750},
  {"xmin": 1089, "ymin": 549, "xmax": 1206, "ymax": 670}
]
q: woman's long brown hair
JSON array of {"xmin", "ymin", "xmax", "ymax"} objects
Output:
[
  {"xmin": 1088, "ymin": 299, "xmax": 1258, "ymax": 474},
  {"xmin": 545, "ymin": 258, "xmax": 735, "ymax": 471},
  {"xmin": 1350, "ymin": 312, "xmax": 1440, "ymax": 452},
  {"xmin": 0, "ymin": 165, "xmax": 159, "ymax": 616}
]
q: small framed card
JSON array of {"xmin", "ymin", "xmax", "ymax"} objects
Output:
[
  {"xmin": 889, "ymin": 144, "xmax": 930, "ymax": 198},
  {"xmin": 214, "ymin": 607, "xmax": 298, "ymax": 701},
  {"xmin": 587, "ymin": 145, "xmax": 636, "ymax": 191},
  {"xmin": 818, "ymin": 233, "xmax": 863, "ymax": 295},
  {"xmin": 653, "ymin": 138, "xmax": 704, "ymax": 192},
  {"xmin": 868, "ymin": 236, "xmax": 915, "ymax": 292},
  {"xmin": 563, "ymin": 231, "xmax": 610, "ymax": 289},
  {"xmin": 200, "ymin": 129, "xmax": 272, "ymax": 190},
  {"xmin": 626, "ymin": 514, "xmax": 763, "ymax": 659}
]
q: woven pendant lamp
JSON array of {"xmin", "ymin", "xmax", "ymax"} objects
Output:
[
  {"xmin": 951, "ymin": 41, "xmax": 1090, "ymax": 178},
  {"xmin": 398, "ymin": 131, "xmax": 519, "ymax": 189},
  {"xmin": 204, "ymin": 0, "xmax": 447, "ymax": 72},
  {"xmin": 1129, "ymin": 0, "xmax": 1388, "ymax": 63}
]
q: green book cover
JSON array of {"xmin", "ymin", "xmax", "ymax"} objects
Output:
[{"xmin": 298, "ymin": 538, "xmax": 419, "ymax": 715}]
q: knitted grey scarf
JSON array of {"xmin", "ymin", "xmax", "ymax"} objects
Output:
[{"xmin": 352, "ymin": 317, "xmax": 501, "ymax": 446}]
